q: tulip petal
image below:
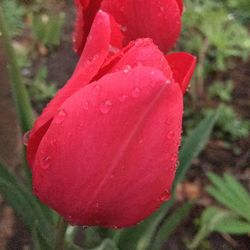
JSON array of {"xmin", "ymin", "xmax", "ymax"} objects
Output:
[
  {"xmin": 73, "ymin": 0, "xmax": 103, "ymax": 54},
  {"xmin": 74, "ymin": 0, "xmax": 182, "ymax": 54},
  {"xmin": 32, "ymin": 66, "xmax": 183, "ymax": 228},
  {"xmin": 176, "ymin": 0, "xmax": 184, "ymax": 14},
  {"xmin": 101, "ymin": 0, "xmax": 182, "ymax": 52},
  {"xmin": 95, "ymin": 38, "xmax": 173, "ymax": 81},
  {"xmin": 27, "ymin": 11, "xmax": 111, "ymax": 166},
  {"xmin": 165, "ymin": 52, "xmax": 196, "ymax": 93}
]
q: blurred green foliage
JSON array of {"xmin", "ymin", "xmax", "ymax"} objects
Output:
[
  {"xmin": 28, "ymin": 67, "xmax": 57, "ymax": 101},
  {"xmin": 182, "ymin": 0, "xmax": 250, "ymax": 142},
  {"xmin": 182, "ymin": 0, "xmax": 250, "ymax": 71},
  {"xmin": 32, "ymin": 12, "xmax": 65, "ymax": 48},
  {"xmin": 208, "ymin": 80, "xmax": 234, "ymax": 102},
  {"xmin": 205, "ymin": 105, "xmax": 250, "ymax": 141},
  {"xmin": 2, "ymin": 0, "xmax": 25, "ymax": 37},
  {"xmin": 189, "ymin": 173, "xmax": 250, "ymax": 249}
]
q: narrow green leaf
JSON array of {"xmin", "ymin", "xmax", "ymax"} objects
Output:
[
  {"xmin": 207, "ymin": 186, "xmax": 250, "ymax": 222},
  {"xmin": 223, "ymin": 173, "xmax": 250, "ymax": 211},
  {"xmin": 0, "ymin": 6, "xmax": 34, "ymax": 132},
  {"xmin": 151, "ymin": 202, "xmax": 193, "ymax": 250},
  {"xmin": 33, "ymin": 228, "xmax": 53, "ymax": 250},
  {"xmin": 173, "ymin": 108, "xmax": 220, "ymax": 189},
  {"xmin": 215, "ymin": 219, "xmax": 250, "ymax": 234},
  {"xmin": 207, "ymin": 173, "xmax": 243, "ymax": 210},
  {"xmin": 114, "ymin": 200, "xmax": 173, "ymax": 250},
  {"xmin": 90, "ymin": 239, "xmax": 118, "ymax": 250},
  {"xmin": 0, "ymin": 162, "xmax": 53, "ymax": 245},
  {"xmin": 135, "ymin": 200, "xmax": 174, "ymax": 250},
  {"xmin": 189, "ymin": 207, "xmax": 234, "ymax": 249}
]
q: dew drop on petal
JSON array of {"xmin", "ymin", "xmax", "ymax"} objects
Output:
[
  {"xmin": 120, "ymin": 25, "xmax": 127, "ymax": 32},
  {"xmin": 167, "ymin": 131, "xmax": 175, "ymax": 139},
  {"xmin": 119, "ymin": 94, "xmax": 129, "ymax": 102},
  {"xmin": 23, "ymin": 130, "xmax": 31, "ymax": 146},
  {"xmin": 83, "ymin": 101, "xmax": 89, "ymax": 110},
  {"xmin": 131, "ymin": 87, "xmax": 140, "ymax": 98},
  {"xmin": 123, "ymin": 65, "xmax": 131, "ymax": 73},
  {"xmin": 100, "ymin": 100, "xmax": 112, "ymax": 114},
  {"xmin": 93, "ymin": 84, "xmax": 101, "ymax": 94},
  {"xmin": 54, "ymin": 109, "xmax": 67, "ymax": 124},
  {"xmin": 41, "ymin": 156, "xmax": 52, "ymax": 170},
  {"xmin": 139, "ymin": 139, "xmax": 144, "ymax": 144},
  {"xmin": 160, "ymin": 189, "xmax": 170, "ymax": 201},
  {"xmin": 109, "ymin": 45, "xmax": 119, "ymax": 54},
  {"xmin": 165, "ymin": 79, "xmax": 172, "ymax": 84},
  {"xmin": 170, "ymin": 152, "xmax": 178, "ymax": 163}
]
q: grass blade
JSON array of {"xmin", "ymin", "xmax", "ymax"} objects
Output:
[{"xmin": 173, "ymin": 108, "xmax": 220, "ymax": 190}]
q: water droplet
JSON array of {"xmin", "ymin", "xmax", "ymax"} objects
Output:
[
  {"xmin": 83, "ymin": 101, "xmax": 89, "ymax": 110},
  {"xmin": 165, "ymin": 79, "xmax": 172, "ymax": 84},
  {"xmin": 93, "ymin": 84, "xmax": 101, "ymax": 94},
  {"xmin": 170, "ymin": 152, "xmax": 178, "ymax": 163},
  {"xmin": 160, "ymin": 189, "xmax": 170, "ymax": 201},
  {"xmin": 23, "ymin": 130, "xmax": 31, "ymax": 146},
  {"xmin": 167, "ymin": 131, "xmax": 175, "ymax": 139},
  {"xmin": 109, "ymin": 45, "xmax": 119, "ymax": 54},
  {"xmin": 120, "ymin": 25, "xmax": 127, "ymax": 32},
  {"xmin": 100, "ymin": 100, "xmax": 112, "ymax": 114},
  {"xmin": 160, "ymin": 6, "xmax": 165, "ymax": 12},
  {"xmin": 131, "ymin": 87, "xmax": 140, "ymax": 98},
  {"xmin": 119, "ymin": 94, "xmax": 129, "ymax": 102},
  {"xmin": 139, "ymin": 139, "xmax": 144, "ymax": 144},
  {"xmin": 119, "ymin": 5, "xmax": 125, "ymax": 12},
  {"xmin": 92, "ymin": 54, "xmax": 99, "ymax": 61},
  {"xmin": 176, "ymin": 160, "xmax": 180, "ymax": 167},
  {"xmin": 96, "ymin": 18, "xmax": 103, "ymax": 25},
  {"xmin": 41, "ymin": 156, "xmax": 51, "ymax": 170},
  {"xmin": 123, "ymin": 64, "xmax": 131, "ymax": 73},
  {"xmin": 88, "ymin": 35, "xmax": 93, "ymax": 41},
  {"xmin": 55, "ymin": 109, "xmax": 67, "ymax": 124}
]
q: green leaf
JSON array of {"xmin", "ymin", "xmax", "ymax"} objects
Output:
[
  {"xmin": 207, "ymin": 173, "xmax": 250, "ymax": 222},
  {"xmin": 0, "ymin": 162, "xmax": 53, "ymax": 246},
  {"xmin": 114, "ymin": 199, "xmax": 174, "ymax": 250},
  {"xmin": 151, "ymin": 202, "xmax": 193, "ymax": 250},
  {"xmin": 135, "ymin": 200, "xmax": 174, "ymax": 250},
  {"xmin": 173, "ymin": 108, "xmax": 220, "ymax": 190},
  {"xmin": 215, "ymin": 218, "xmax": 250, "ymax": 234},
  {"xmin": 0, "ymin": 7, "xmax": 34, "ymax": 133},
  {"xmin": 89, "ymin": 239, "xmax": 118, "ymax": 250},
  {"xmin": 223, "ymin": 173, "xmax": 250, "ymax": 211},
  {"xmin": 189, "ymin": 207, "xmax": 234, "ymax": 249}
]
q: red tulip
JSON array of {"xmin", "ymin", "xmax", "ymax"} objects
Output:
[
  {"xmin": 73, "ymin": 0, "xmax": 183, "ymax": 55},
  {"xmin": 27, "ymin": 11, "xmax": 196, "ymax": 228}
]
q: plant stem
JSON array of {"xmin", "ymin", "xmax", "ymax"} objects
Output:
[
  {"xmin": 0, "ymin": 6, "xmax": 34, "ymax": 133},
  {"xmin": 55, "ymin": 217, "xmax": 68, "ymax": 250}
]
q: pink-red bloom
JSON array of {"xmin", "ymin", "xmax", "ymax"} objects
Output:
[
  {"xmin": 27, "ymin": 9, "xmax": 195, "ymax": 228},
  {"xmin": 73, "ymin": 0, "xmax": 183, "ymax": 54}
]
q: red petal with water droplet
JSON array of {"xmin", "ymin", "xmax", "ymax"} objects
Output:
[
  {"xmin": 73, "ymin": 0, "xmax": 103, "ymax": 54},
  {"xmin": 32, "ymin": 66, "xmax": 183, "ymax": 228},
  {"xmin": 95, "ymin": 38, "xmax": 173, "ymax": 81},
  {"xmin": 74, "ymin": 0, "xmax": 182, "ymax": 54},
  {"xmin": 176, "ymin": 0, "xmax": 184, "ymax": 14},
  {"xmin": 27, "ymin": 11, "xmax": 112, "ymax": 167},
  {"xmin": 165, "ymin": 52, "xmax": 196, "ymax": 93}
]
